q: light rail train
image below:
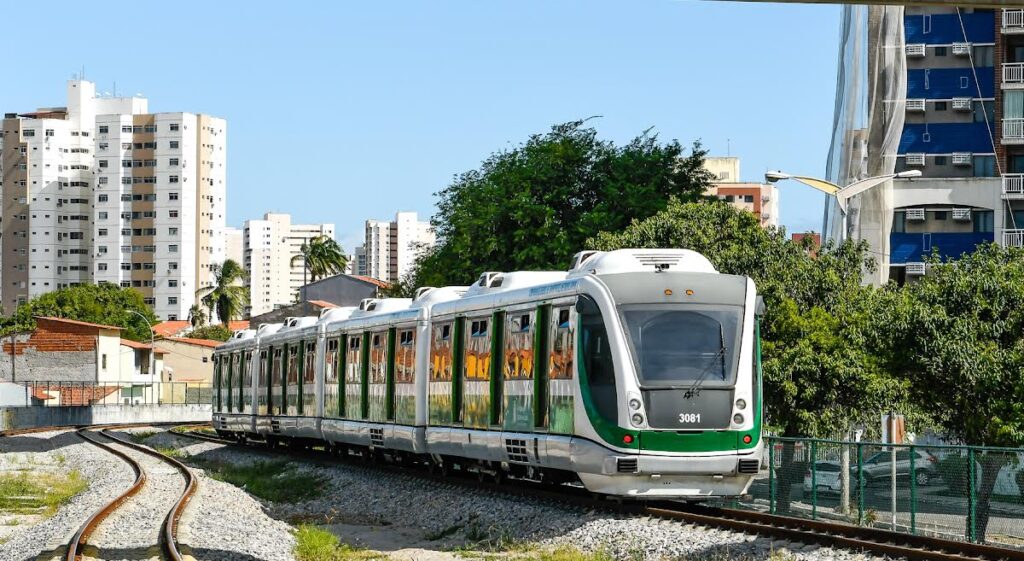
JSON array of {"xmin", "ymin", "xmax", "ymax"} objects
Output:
[{"xmin": 212, "ymin": 248, "xmax": 764, "ymax": 498}]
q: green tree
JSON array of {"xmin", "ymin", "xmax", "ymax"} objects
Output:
[
  {"xmin": 411, "ymin": 120, "xmax": 713, "ymax": 288},
  {"xmin": 0, "ymin": 283, "xmax": 158, "ymax": 342},
  {"xmin": 196, "ymin": 259, "xmax": 249, "ymax": 325},
  {"xmin": 185, "ymin": 324, "xmax": 232, "ymax": 342},
  {"xmin": 880, "ymin": 243, "xmax": 1024, "ymax": 541},
  {"xmin": 589, "ymin": 201, "xmax": 909, "ymax": 511},
  {"xmin": 187, "ymin": 304, "xmax": 207, "ymax": 329},
  {"xmin": 292, "ymin": 235, "xmax": 348, "ymax": 284},
  {"xmin": 589, "ymin": 200, "xmax": 903, "ymax": 437}
]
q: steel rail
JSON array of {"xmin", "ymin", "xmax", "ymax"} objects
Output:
[
  {"xmin": 65, "ymin": 427, "xmax": 147, "ymax": 561},
  {"xmin": 172, "ymin": 425, "xmax": 1024, "ymax": 561},
  {"xmin": 100, "ymin": 429, "xmax": 197, "ymax": 561}
]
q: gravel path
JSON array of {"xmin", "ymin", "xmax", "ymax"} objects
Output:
[
  {"xmin": 0, "ymin": 429, "xmax": 134, "ymax": 561},
  {"xmin": 79, "ymin": 432, "xmax": 186, "ymax": 561},
  {"xmin": 141, "ymin": 431, "xmax": 295, "ymax": 561},
  {"xmin": 146, "ymin": 430, "xmax": 894, "ymax": 561}
]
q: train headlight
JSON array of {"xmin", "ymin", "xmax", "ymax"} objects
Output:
[
  {"xmin": 733, "ymin": 413, "xmax": 744, "ymax": 425},
  {"xmin": 735, "ymin": 398, "xmax": 747, "ymax": 410},
  {"xmin": 631, "ymin": 413, "xmax": 644, "ymax": 426},
  {"xmin": 628, "ymin": 398, "xmax": 642, "ymax": 411}
]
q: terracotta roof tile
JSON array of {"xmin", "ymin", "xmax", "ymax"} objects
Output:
[
  {"xmin": 350, "ymin": 275, "xmax": 391, "ymax": 289},
  {"xmin": 152, "ymin": 321, "xmax": 190, "ymax": 338},
  {"xmin": 35, "ymin": 316, "xmax": 122, "ymax": 331},
  {"xmin": 162, "ymin": 337, "xmax": 222, "ymax": 349},
  {"xmin": 119, "ymin": 339, "xmax": 152, "ymax": 350},
  {"xmin": 308, "ymin": 300, "xmax": 338, "ymax": 309}
]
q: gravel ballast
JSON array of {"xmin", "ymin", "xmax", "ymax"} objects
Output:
[
  {"xmin": 147, "ymin": 429, "xmax": 893, "ymax": 561},
  {"xmin": 0, "ymin": 429, "xmax": 134, "ymax": 561}
]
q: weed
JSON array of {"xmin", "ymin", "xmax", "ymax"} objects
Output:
[
  {"xmin": 54, "ymin": 454, "xmax": 66, "ymax": 467},
  {"xmin": 2, "ymin": 518, "xmax": 20, "ymax": 526},
  {"xmin": 192, "ymin": 458, "xmax": 325, "ymax": 503},
  {"xmin": 0, "ymin": 470, "xmax": 87, "ymax": 516},
  {"xmin": 129, "ymin": 430, "xmax": 157, "ymax": 443},
  {"xmin": 155, "ymin": 446, "xmax": 185, "ymax": 460},
  {"xmin": 293, "ymin": 524, "xmax": 385, "ymax": 561}
]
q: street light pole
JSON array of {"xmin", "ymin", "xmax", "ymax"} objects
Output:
[
  {"xmin": 128, "ymin": 310, "xmax": 155, "ymax": 404},
  {"xmin": 764, "ymin": 169, "xmax": 922, "ymax": 242}
]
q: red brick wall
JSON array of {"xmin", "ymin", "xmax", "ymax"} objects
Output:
[{"xmin": 2, "ymin": 319, "xmax": 99, "ymax": 355}]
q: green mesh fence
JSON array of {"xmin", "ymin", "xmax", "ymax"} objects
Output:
[{"xmin": 740, "ymin": 437, "xmax": 1024, "ymax": 547}]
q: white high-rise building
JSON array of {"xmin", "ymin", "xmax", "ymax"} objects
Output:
[
  {"xmin": 243, "ymin": 213, "xmax": 334, "ymax": 316},
  {"xmin": 362, "ymin": 211, "xmax": 435, "ymax": 283},
  {"xmin": 0, "ymin": 80, "xmax": 226, "ymax": 318},
  {"xmin": 224, "ymin": 227, "xmax": 243, "ymax": 266}
]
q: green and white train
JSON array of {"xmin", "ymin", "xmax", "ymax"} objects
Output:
[{"xmin": 213, "ymin": 248, "xmax": 764, "ymax": 498}]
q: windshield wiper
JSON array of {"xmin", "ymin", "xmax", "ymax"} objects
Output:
[{"xmin": 682, "ymin": 325, "xmax": 727, "ymax": 399}]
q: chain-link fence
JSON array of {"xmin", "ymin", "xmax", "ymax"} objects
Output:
[
  {"xmin": 741, "ymin": 436, "xmax": 1024, "ymax": 547},
  {"xmin": 5, "ymin": 381, "xmax": 213, "ymax": 407}
]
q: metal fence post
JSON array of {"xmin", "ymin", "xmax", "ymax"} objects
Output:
[
  {"xmin": 811, "ymin": 439, "xmax": 818, "ymax": 519},
  {"xmin": 857, "ymin": 442, "xmax": 865, "ymax": 525},
  {"xmin": 769, "ymin": 442, "xmax": 775, "ymax": 514},
  {"xmin": 909, "ymin": 446, "xmax": 916, "ymax": 535},
  {"xmin": 968, "ymin": 448, "xmax": 977, "ymax": 543}
]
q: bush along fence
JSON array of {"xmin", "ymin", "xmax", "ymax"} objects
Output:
[{"xmin": 743, "ymin": 436, "xmax": 1024, "ymax": 548}]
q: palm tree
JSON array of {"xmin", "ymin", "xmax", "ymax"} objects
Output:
[
  {"xmin": 291, "ymin": 235, "xmax": 348, "ymax": 284},
  {"xmin": 187, "ymin": 304, "xmax": 206, "ymax": 329},
  {"xmin": 195, "ymin": 259, "xmax": 249, "ymax": 325}
]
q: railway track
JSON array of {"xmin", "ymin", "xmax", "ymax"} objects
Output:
[
  {"xmin": 65, "ymin": 426, "xmax": 197, "ymax": 561},
  {"xmin": 171, "ymin": 425, "xmax": 1024, "ymax": 561}
]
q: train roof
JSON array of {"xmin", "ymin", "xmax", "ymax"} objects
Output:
[{"xmin": 218, "ymin": 249, "xmax": 723, "ymax": 347}]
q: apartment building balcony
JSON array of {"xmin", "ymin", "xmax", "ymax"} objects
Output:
[
  {"xmin": 1004, "ymin": 229, "xmax": 1024, "ymax": 248},
  {"xmin": 952, "ymin": 43, "xmax": 971, "ymax": 57},
  {"xmin": 1004, "ymin": 118, "xmax": 1024, "ymax": 144},
  {"xmin": 906, "ymin": 44, "xmax": 926, "ymax": 58},
  {"xmin": 906, "ymin": 262, "xmax": 927, "ymax": 276},
  {"xmin": 1004, "ymin": 9, "xmax": 1024, "ymax": 33},
  {"xmin": 1004, "ymin": 174, "xmax": 1024, "ymax": 199},
  {"xmin": 906, "ymin": 99, "xmax": 926, "ymax": 113},
  {"xmin": 952, "ymin": 97, "xmax": 973, "ymax": 112},
  {"xmin": 1003, "ymin": 63, "xmax": 1024, "ymax": 87}
]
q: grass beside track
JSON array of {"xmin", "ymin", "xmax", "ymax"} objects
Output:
[
  {"xmin": 0, "ymin": 470, "xmax": 87, "ymax": 516},
  {"xmin": 194, "ymin": 458, "xmax": 325, "ymax": 503},
  {"xmin": 294, "ymin": 525, "xmax": 385, "ymax": 561}
]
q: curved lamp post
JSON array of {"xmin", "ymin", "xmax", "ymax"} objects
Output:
[{"xmin": 764, "ymin": 169, "xmax": 922, "ymax": 240}]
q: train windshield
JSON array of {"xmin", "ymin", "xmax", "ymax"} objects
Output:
[{"xmin": 620, "ymin": 305, "xmax": 742, "ymax": 388}]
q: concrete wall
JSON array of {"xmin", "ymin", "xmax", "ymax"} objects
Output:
[
  {"xmin": 0, "ymin": 403, "xmax": 211, "ymax": 431},
  {"xmin": 0, "ymin": 333, "xmax": 95, "ymax": 382},
  {"xmin": 156, "ymin": 339, "xmax": 214, "ymax": 383}
]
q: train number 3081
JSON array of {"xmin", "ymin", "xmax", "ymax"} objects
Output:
[{"xmin": 678, "ymin": 413, "xmax": 701, "ymax": 424}]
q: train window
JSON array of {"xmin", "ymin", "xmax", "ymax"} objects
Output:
[
  {"xmin": 465, "ymin": 317, "xmax": 491, "ymax": 380},
  {"xmin": 304, "ymin": 342, "xmax": 316, "ymax": 383},
  {"xmin": 620, "ymin": 306, "xmax": 741, "ymax": 386},
  {"xmin": 369, "ymin": 332, "xmax": 387, "ymax": 384},
  {"xmin": 549, "ymin": 307, "xmax": 575, "ymax": 380},
  {"xmin": 396, "ymin": 329, "xmax": 416, "ymax": 383},
  {"xmin": 287, "ymin": 345, "xmax": 299, "ymax": 384},
  {"xmin": 504, "ymin": 311, "xmax": 533, "ymax": 380},
  {"xmin": 430, "ymin": 322, "xmax": 454, "ymax": 381},
  {"xmin": 578, "ymin": 296, "xmax": 617, "ymax": 423}
]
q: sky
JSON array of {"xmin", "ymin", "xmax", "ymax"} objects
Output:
[{"xmin": 1, "ymin": 0, "xmax": 841, "ymax": 253}]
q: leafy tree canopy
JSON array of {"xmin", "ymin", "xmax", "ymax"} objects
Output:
[
  {"xmin": 411, "ymin": 120, "xmax": 713, "ymax": 288},
  {"xmin": 196, "ymin": 259, "xmax": 249, "ymax": 325},
  {"xmin": 185, "ymin": 324, "xmax": 232, "ymax": 342},
  {"xmin": 292, "ymin": 235, "xmax": 348, "ymax": 283},
  {"xmin": 0, "ymin": 283, "xmax": 158, "ymax": 342},
  {"xmin": 588, "ymin": 200, "xmax": 909, "ymax": 438}
]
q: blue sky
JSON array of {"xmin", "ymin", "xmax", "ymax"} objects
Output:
[{"xmin": 2, "ymin": 0, "xmax": 841, "ymax": 253}]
